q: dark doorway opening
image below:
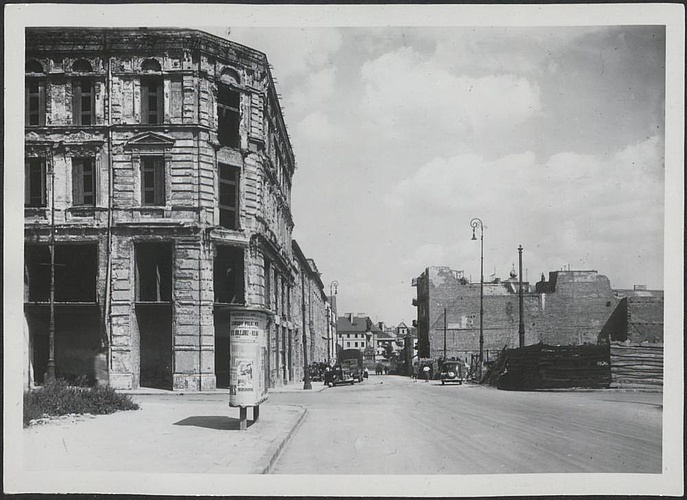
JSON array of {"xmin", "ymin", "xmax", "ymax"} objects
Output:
[
  {"xmin": 137, "ymin": 304, "xmax": 173, "ymax": 389},
  {"xmin": 214, "ymin": 307, "xmax": 231, "ymax": 388},
  {"xmin": 135, "ymin": 242, "xmax": 173, "ymax": 389}
]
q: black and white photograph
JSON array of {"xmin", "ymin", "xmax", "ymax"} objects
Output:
[{"xmin": 4, "ymin": 2, "xmax": 684, "ymax": 497}]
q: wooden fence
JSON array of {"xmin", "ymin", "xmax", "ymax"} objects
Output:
[
  {"xmin": 484, "ymin": 343, "xmax": 611, "ymax": 390},
  {"xmin": 609, "ymin": 342, "xmax": 663, "ymax": 389}
]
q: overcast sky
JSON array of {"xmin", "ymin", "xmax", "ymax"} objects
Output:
[{"xmin": 202, "ymin": 25, "xmax": 666, "ymax": 327}]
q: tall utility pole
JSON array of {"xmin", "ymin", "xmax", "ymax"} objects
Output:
[
  {"xmin": 518, "ymin": 245, "xmax": 525, "ymax": 348},
  {"xmin": 443, "ymin": 307, "xmax": 447, "ymax": 361}
]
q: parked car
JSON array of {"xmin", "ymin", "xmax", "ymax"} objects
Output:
[
  {"xmin": 324, "ymin": 365, "xmax": 355, "ymax": 387},
  {"xmin": 440, "ymin": 361, "xmax": 464, "ymax": 385}
]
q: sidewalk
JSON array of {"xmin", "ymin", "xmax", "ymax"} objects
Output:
[{"xmin": 22, "ymin": 391, "xmax": 308, "ymax": 475}]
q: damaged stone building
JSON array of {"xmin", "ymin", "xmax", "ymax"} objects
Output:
[
  {"xmin": 24, "ymin": 27, "xmax": 328, "ymax": 391},
  {"xmin": 413, "ymin": 266, "xmax": 664, "ymax": 362}
]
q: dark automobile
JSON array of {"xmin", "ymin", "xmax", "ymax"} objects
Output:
[
  {"xmin": 324, "ymin": 365, "xmax": 355, "ymax": 387},
  {"xmin": 440, "ymin": 361, "xmax": 464, "ymax": 385}
]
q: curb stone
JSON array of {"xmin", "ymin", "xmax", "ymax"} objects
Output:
[{"xmin": 253, "ymin": 406, "xmax": 308, "ymax": 474}]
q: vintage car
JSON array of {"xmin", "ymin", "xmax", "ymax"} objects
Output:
[
  {"xmin": 440, "ymin": 361, "xmax": 464, "ymax": 385},
  {"xmin": 324, "ymin": 365, "xmax": 355, "ymax": 387}
]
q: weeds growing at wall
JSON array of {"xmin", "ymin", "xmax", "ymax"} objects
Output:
[{"xmin": 23, "ymin": 378, "xmax": 139, "ymax": 427}]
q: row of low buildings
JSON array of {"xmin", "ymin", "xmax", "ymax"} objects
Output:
[
  {"xmin": 22, "ymin": 27, "xmax": 339, "ymax": 392},
  {"xmin": 412, "ymin": 265, "xmax": 664, "ymax": 366}
]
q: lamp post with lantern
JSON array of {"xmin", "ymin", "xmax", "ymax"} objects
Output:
[{"xmin": 470, "ymin": 218, "xmax": 485, "ymax": 381}]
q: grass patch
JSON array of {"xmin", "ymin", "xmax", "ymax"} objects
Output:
[{"xmin": 24, "ymin": 378, "xmax": 139, "ymax": 427}]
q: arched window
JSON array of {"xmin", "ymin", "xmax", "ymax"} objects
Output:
[
  {"xmin": 220, "ymin": 68, "xmax": 241, "ymax": 86},
  {"xmin": 25, "ymin": 60, "xmax": 44, "ymax": 73},
  {"xmin": 72, "ymin": 59, "xmax": 93, "ymax": 73},
  {"xmin": 141, "ymin": 58, "xmax": 162, "ymax": 72}
]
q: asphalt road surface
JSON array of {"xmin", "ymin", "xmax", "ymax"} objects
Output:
[{"xmin": 270, "ymin": 375, "xmax": 662, "ymax": 474}]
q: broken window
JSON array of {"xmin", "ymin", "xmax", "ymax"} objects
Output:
[
  {"xmin": 136, "ymin": 243, "xmax": 172, "ymax": 302},
  {"xmin": 72, "ymin": 79, "xmax": 94, "ymax": 125},
  {"xmin": 141, "ymin": 156, "xmax": 165, "ymax": 206},
  {"xmin": 25, "ymin": 158, "xmax": 46, "ymax": 207},
  {"xmin": 72, "ymin": 157, "xmax": 96, "ymax": 206},
  {"xmin": 264, "ymin": 258, "xmax": 271, "ymax": 309},
  {"xmin": 141, "ymin": 77, "xmax": 163, "ymax": 125},
  {"xmin": 25, "ymin": 79, "xmax": 46, "ymax": 126},
  {"xmin": 24, "ymin": 244, "xmax": 98, "ymax": 302},
  {"xmin": 214, "ymin": 246, "xmax": 244, "ymax": 304},
  {"xmin": 217, "ymin": 84, "xmax": 240, "ymax": 148},
  {"xmin": 218, "ymin": 162, "xmax": 239, "ymax": 229}
]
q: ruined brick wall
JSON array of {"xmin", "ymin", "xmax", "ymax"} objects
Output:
[
  {"xmin": 627, "ymin": 296, "xmax": 664, "ymax": 343},
  {"xmin": 421, "ymin": 267, "xmax": 619, "ymax": 362}
]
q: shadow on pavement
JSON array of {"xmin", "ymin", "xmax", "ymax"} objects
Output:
[{"xmin": 173, "ymin": 415, "xmax": 254, "ymax": 431}]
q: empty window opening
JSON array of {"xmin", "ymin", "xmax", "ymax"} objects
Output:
[
  {"xmin": 136, "ymin": 242, "xmax": 172, "ymax": 302},
  {"xmin": 73, "ymin": 79, "xmax": 94, "ymax": 125},
  {"xmin": 72, "ymin": 157, "xmax": 96, "ymax": 206},
  {"xmin": 72, "ymin": 59, "xmax": 93, "ymax": 73},
  {"xmin": 141, "ymin": 58, "xmax": 162, "ymax": 72},
  {"xmin": 141, "ymin": 77, "xmax": 163, "ymax": 125},
  {"xmin": 217, "ymin": 84, "xmax": 240, "ymax": 148},
  {"xmin": 141, "ymin": 156, "xmax": 165, "ymax": 206},
  {"xmin": 24, "ymin": 244, "xmax": 98, "ymax": 303},
  {"xmin": 25, "ymin": 79, "xmax": 45, "ymax": 126},
  {"xmin": 218, "ymin": 162, "xmax": 239, "ymax": 229},
  {"xmin": 25, "ymin": 158, "xmax": 46, "ymax": 207},
  {"xmin": 214, "ymin": 246, "xmax": 245, "ymax": 304}
]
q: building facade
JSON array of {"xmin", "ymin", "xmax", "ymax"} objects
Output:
[
  {"xmin": 23, "ymin": 28, "xmax": 327, "ymax": 391},
  {"xmin": 413, "ymin": 266, "xmax": 633, "ymax": 363}
]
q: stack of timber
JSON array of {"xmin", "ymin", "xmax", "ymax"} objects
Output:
[
  {"xmin": 610, "ymin": 341, "xmax": 663, "ymax": 389},
  {"xmin": 496, "ymin": 343, "xmax": 611, "ymax": 390}
]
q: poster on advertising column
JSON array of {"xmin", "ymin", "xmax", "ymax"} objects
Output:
[{"xmin": 229, "ymin": 310, "xmax": 268, "ymax": 407}]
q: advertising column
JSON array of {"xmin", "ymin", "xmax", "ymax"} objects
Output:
[{"xmin": 229, "ymin": 309, "xmax": 268, "ymax": 427}]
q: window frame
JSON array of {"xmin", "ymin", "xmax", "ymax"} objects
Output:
[
  {"xmin": 72, "ymin": 78, "xmax": 95, "ymax": 126},
  {"xmin": 217, "ymin": 84, "xmax": 240, "ymax": 148},
  {"xmin": 25, "ymin": 157, "xmax": 46, "ymax": 207},
  {"xmin": 140, "ymin": 156, "xmax": 166, "ymax": 206},
  {"xmin": 25, "ymin": 78, "xmax": 46, "ymax": 126},
  {"xmin": 72, "ymin": 157, "xmax": 96, "ymax": 206},
  {"xmin": 141, "ymin": 76, "xmax": 164, "ymax": 125},
  {"xmin": 218, "ymin": 162, "xmax": 239, "ymax": 229}
]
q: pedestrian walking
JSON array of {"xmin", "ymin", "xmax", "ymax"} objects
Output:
[
  {"xmin": 423, "ymin": 365, "xmax": 430, "ymax": 382},
  {"xmin": 412, "ymin": 363, "xmax": 418, "ymax": 382}
]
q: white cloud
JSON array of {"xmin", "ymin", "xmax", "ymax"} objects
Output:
[
  {"xmin": 387, "ymin": 136, "xmax": 664, "ymax": 289},
  {"xmin": 294, "ymin": 111, "xmax": 343, "ymax": 144},
  {"xmin": 359, "ymin": 46, "xmax": 542, "ymax": 141},
  {"xmin": 286, "ymin": 66, "xmax": 338, "ymax": 119}
]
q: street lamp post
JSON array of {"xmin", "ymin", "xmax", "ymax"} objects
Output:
[
  {"xmin": 518, "ymin": 245, "xmax": 525, "ymax": 348},
  {"xmin": 470, "ymin": 218, "xmax": 485, "ymax": 381},
  {"xmin": 328, "ymin": 280, "xmax": 338, "ymax": 365}
]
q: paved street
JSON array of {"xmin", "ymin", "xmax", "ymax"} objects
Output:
[{"xmin": 270, "ymin": 375, "xmax": 663, "ymax": 474}]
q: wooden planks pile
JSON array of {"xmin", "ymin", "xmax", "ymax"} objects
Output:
[
  {"xmin": 609, "ymin": 342, "xmax": 663, "ymax": 389},
  {"xmin": 495, "ymin": 343, "xmax": 611, "ymax": 390}
]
